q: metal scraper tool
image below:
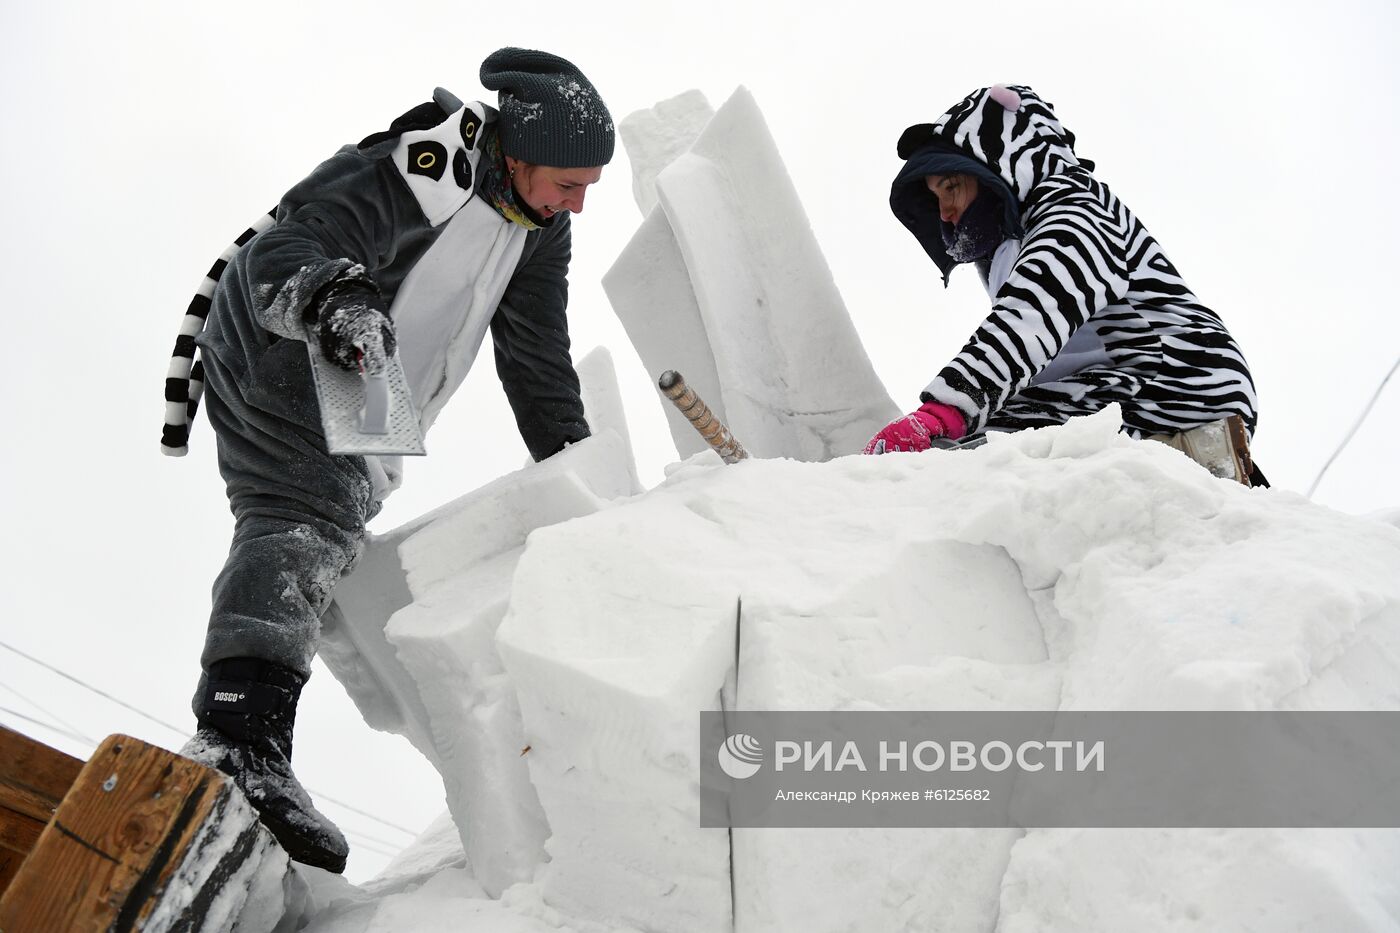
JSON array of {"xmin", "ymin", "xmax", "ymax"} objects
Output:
[{"xmin": 305, "ymin": 327, "xmax": 426, "ymax": 456}]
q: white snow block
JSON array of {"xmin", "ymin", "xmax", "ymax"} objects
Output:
[
  {"xmin": 731, "ymin": 543, "xmax": 1056, "ymax": 933},
  {"xmin": 733, "ymin": 826, "xmax": 1015, "ymax": 933},
  {"xmin": 320, "ymin": 518, "xmax": 443, "ymax": 768},
  {"xmin": 576, "ymin": 345, "xmax": 641, "ymax": 494},
  {"xmin": 322, "ymin": 425, "xmax": 640, "ymax": 898},
  {"xmin": 320, "ymin": 347, "xmax": 641, "ymax": 758},
  {"xmin": 604, "ymin": 87, "xmax": 898, "ymax": 463},
  {"xmin": 299, "ymin": 865, "xmax": 566, "ymax": 933},
  {"xmin": 619, "ymin": 89, "xmax": 715, "ymax": 218},
  {"xmin": 497, "ymin": 481, "xmax": 745, "ymax": 933},
  {"xmin": 389, "ymin": 431, "xmax": 639, "ymax": 898},
  {"xmin": 995, "ymin": 828, "xmax": 1400, "ymax": 932},
  {"xmin": 398, "ymin": 430, "xmax": 638, "ymax": 593},
  {"xmin": 384, "ymin": 555, "xmax": 541, "ymax": 900},
  {"xmin": 603, "ymin": 207, "xmax": 724, "ymax": 461}
]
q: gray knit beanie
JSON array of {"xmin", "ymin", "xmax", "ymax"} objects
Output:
[{"xmin": 480, "ymin": 47, "xmax": 615, "ymax": 168}]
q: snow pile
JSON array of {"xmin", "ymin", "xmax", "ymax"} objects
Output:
[
  {"xmin": 495, "ymin": 407, "xmax": 1400, "ymax": 931},
  {"xmin": 604, "ymin": 88, "xmax": 899, "ymax": 463},
  {"xmin": 309, "ymin": 406, "xmax": 1400, "ymax": 932},
  {"xmin": 297, "ymin": 814, "xmax": 581, "ymax": 933}
]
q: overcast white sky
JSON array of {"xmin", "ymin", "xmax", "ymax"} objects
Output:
[{"xmin": 2, "ymin": 0, "xmax": 1396, "ymax": 881}]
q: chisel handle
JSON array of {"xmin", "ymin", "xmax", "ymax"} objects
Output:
[{"xmin": 658, "ymin": 370, "xmax": 748, "ymax": 464}]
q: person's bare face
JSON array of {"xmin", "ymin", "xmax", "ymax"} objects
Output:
[
  {"xmin": 507, "ymin": 159, "xmax": 604, "ymax": 217},
  {"xmin": 925, "ymin": 173, "xmax": 980, "ymax": 226}
]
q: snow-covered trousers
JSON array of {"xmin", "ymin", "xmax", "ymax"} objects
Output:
[{"xmin": 191, "ymin": 337, "xmax": 377, "ymax": 712}]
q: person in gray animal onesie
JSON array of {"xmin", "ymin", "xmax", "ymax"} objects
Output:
[{"xmin": 161, "ymin": 48, "xmax": 614, "ymax": 872}]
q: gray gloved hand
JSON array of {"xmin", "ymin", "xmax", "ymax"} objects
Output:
[{"xmin": 310, "ymin": 271, "xmax": 397, "ymax": 375}]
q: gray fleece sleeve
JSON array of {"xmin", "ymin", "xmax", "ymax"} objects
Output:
[{"xmin": 244, "ymin": 146, "xmax": 406, "ymax": 340}]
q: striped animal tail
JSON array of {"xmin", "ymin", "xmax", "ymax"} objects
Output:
[{"xmin": 161, "ymin": 209, "xmax": 277, "ymax": 457}]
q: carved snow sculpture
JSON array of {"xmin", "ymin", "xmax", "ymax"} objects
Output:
[
  {"xmin": 495, "ymin": 408, "xmax": 1400, "ymax": 932},
  {"xmin": 605, "ymin": 88, "xmax": 899, "ymax": 463}
]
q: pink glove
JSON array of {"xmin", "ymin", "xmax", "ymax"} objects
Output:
[{"xmin": 862, "ymin": 402, "xmax": 967, "ymax": 455}]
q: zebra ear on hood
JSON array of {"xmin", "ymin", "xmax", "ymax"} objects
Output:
[
  {"xmin": 987, "ymin": 85, "xmax": 1022, "ymax": 111},
  {"xmin": 896, "ymin": 122, "xmax": 939, "ymax": 160}
]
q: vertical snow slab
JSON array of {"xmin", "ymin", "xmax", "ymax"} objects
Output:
[
  {"xmin": 576, "ymin": 346, "xmax": 641, "ymax": 494},
  {"xmin": 602, "ymin": 207, "xmax": 723, "ymax": 461},
  {"xmin": 496, "ymin": 497, "xmax": 744, "ymax": 933},
  {"xmin": 321, "ymin": 355, "xmax": 641, "ymax": 897},
  {"xmin": 605, "ymin": 87, "xmax": 898, "ymax": 462},
  {"xmin": 619, "ymin": 89, "xmax": 715, "ymax": 218},
  {"xmin": 319, "ymin": 517, "xmax": 444, "ymax": 768}
]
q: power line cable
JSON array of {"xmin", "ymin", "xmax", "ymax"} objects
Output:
[
  {"xmin": 310, "ymin": 791, "xmax": 419, "ymax": 838},
  {"xmin": 0, "ymin": 680, "xmax": 97, "ymax": 743},
  {"xmin": 0, "ymin": 639, "xmax": 189, "ymax": 739},
  {"xmin": 340, "ymin": 832, "xmax": 400, "ymax": 860},
  {"xmin": 0, "ymin": 706, "xmax": 94, "ymax": 746},
  {"xmin": 1, "ymin": 639, "xmax": 420, "ymax": 837},
  {"xmin": 338, "ymin": 823, "xmax": 409, "ymax": 851},
  {"xmin": 1308, "ymin": 354, "xmax": 1399, "ymax": 499}
]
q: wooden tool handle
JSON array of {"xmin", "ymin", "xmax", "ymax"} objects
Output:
[{"xmin": 658, "ymin": 371, "xmax": 749, "ymax": 464}]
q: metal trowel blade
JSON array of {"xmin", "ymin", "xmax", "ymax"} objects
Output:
[{"xmin": 305, "ymin": 331, "xmax": 426, "ymax": 456}]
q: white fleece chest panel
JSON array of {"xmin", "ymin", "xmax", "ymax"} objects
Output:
[
  {"xmin": 391, "ymin": 102, "xmax": 490, "ymax": 227},
  {"xmin": 365, "ymin": 198, "xmax": 527, "ymax": 499},
  {"xmin": 391, "ymin": 196, "xmax": 528, "ymax": 433}
]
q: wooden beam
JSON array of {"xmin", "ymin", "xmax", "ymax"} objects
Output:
[
  {"xmin": 0, "ymin": 734, "xmax": 292, "ymax": 932},
  {"xmin": 0, "ymin": 725, "xmax": 84, "ymax": 896}
]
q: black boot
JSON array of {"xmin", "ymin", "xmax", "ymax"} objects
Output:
[{"xmin": 181, "ymin": 658, "xmax": 349, "ymax": 873}]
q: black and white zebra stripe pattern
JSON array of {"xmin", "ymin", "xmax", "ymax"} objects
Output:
[
  {"xmin": 161, "ymin": 210, "xmax": 276, "ymax": 456},
  {"xmin": 924, "ymin": 87, "xmax": 1258, "ymax": 439},
  {"xmin": 944, "ymin": 168, "xmax": 1258, "ymax": 438}
]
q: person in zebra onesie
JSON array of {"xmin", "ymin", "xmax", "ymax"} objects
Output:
[
  {"xmin": 865, "ymin": 85, "xmax": 1263, "ymax": 486},
  {"xmin": 164, "ymin": 49, "xmax": 614, "ymax": 872}
]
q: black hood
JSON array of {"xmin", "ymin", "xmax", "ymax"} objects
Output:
[
  {"xmin": 890, "ymin": 85, "xmax": 1094, "ymax": 286},
  {"xmin": 890, "ymin": 138, "xmax": 1022, "ymax": 285}
]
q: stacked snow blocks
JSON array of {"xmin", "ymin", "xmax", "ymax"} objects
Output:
[
  {"xmin": 497, "ymin": 455, "xmax": 1052, "ymax": 932},
  {"xmin": 605, "ymin": 88, "xmax": 900, "ymax": 463},
  {"xmin": 323, "ymin": 350, "xmax": 642, "ymax": 898},
  {"xmin": 389, "ymin": 431, "xmax": 638, "ymax": 897},
  {"xmin": 500, "ymin": 408, "xmax": 1400, "ymax": 931}
]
